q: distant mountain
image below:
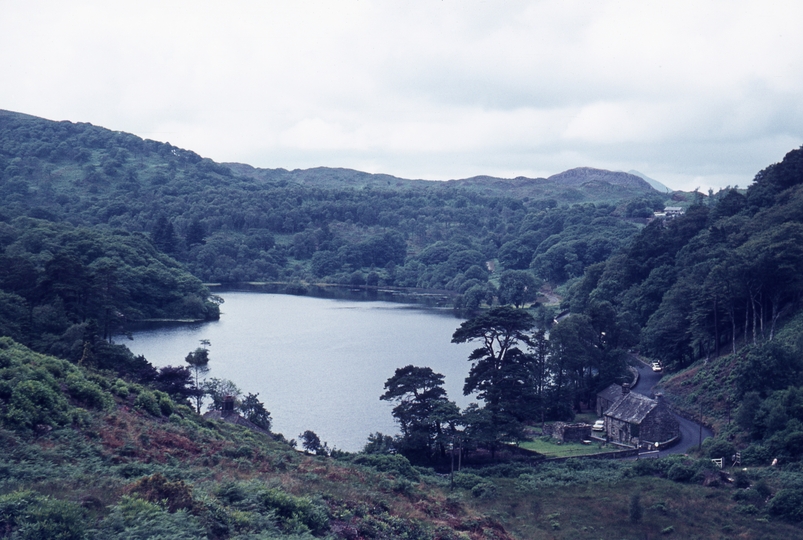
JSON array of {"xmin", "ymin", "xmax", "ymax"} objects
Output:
[
  {"xmin": 547, "ymin": 167, "xmax": 655, "ymax": 191},
  {"xmin": 627, "ymin": 170, "xmax": 672, "ymax": 193},
  {"xmin": 228, "ymin": 163, "xmax": 658, "ymax": 201}
]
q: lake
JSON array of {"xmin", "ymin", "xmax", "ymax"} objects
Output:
[{"xmin": 125, "ymin": 292, "xmax": 476, "ymax": 452}]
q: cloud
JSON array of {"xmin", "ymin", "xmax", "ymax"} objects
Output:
[{"xmin": 1, "ymin": 0, "xmax": 801, "ymax": 192}]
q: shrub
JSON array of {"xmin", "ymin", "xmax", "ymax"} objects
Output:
[
  {"xmin": 667, "ymin": 462, "xmax": 696, "ymax": 483},
  {"xmin": 0, "ymin": 491, "xmax": 86, "ymax": 540},
  {"xmin": 352, "ymin": 454, "xmax": 420, "ymax": 481},
  {"xmin": 154, "ymin": 390, "xmax": 175, "ymax": 416},
  {"xmin": 6, "ymin": 379, "xmax": 69, "ymax": 430},
  {"xmin": 632, "ymin": 458, "xmax": 662, "ymax": 477},
  {"xmin": 129, "ymin": 473, "xmax": 194, "ymax": 513},
  {"xmin": 470, "ymin": 481, "xmax": 497, "ymax": 499},
  {"xmin": 256, "ymin": 488, "xmax": 328, "ymax": 534},
  {"xmin": 741, "ymin": 443, "xmax": 772, "ymax": 466},
  {"xmin": 14, "ymin": 498, "xmax": 86, "ymax": 540},
  {"xmin": 111, "ymin": 379, "xmax": 130, "ymax": 398},
  {"xmin": 92, "ymin": 496, "xmax": 205, "ymax": 539},
  {"xmin": 221, "ymin": 445, "xmax": 253, "ymax": 459},
  {"xmin": 65, "ymin": 372, "xmax": 112, "ymax": 410},
  {"xmin": 702, "ymin": 437, "xmax": 735, "ymax": 460},
  {"xmin": 134, "ymin": 391, "xmax": 162, "ymax": 417},
  {"xmin": 732, "ymin": 469, "xmax": 751, "ymax": 489},
  {"xmin": 766, "ymin": 488, "xmax": 803, "ymax": 522},
  {"xmin": 452, "ymin": 472, "xmax": 485, "ymax": 490}
]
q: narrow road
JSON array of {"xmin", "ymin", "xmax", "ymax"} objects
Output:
[{"xmin": 630, "ymin": 357, "xmax": 713, "ymax": 454}]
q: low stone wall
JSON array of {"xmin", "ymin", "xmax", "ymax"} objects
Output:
[{"xmin": 641, "ymin": 434, "xmax": 681, "ymax": 451}]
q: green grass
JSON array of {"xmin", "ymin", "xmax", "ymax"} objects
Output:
[{"xmin": 518, "ymin": 438, "xmax": 619, "ymax": 458}]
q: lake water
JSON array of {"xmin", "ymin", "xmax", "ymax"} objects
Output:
[{"xmin": 125, "ymin": 292, "xmax": 476, "ymax": 452}]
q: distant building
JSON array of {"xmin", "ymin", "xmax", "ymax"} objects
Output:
[
  {"xmin": 596, "ymin": 383, "xmax": 624, "ymax": 417},
  {"xmin": 663, "ymin": 206, "xmax": 684, "ymax": 216},
  {"xmin": 202, "ymin": 395, "xmax": 270, "ymax": 435},
  {"xmin": 601, "ymin": 386, "xmax": 679, "ymax": 448}
]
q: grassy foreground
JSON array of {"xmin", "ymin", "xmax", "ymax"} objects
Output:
[{"xmin": 0, "ymin": 336, "xmax": 801, "ymax": 538}]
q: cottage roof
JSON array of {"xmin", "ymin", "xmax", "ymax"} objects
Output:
[
  {"xmin": 604, "ymin": 392, "xmax": 657, "ymax": 424},
  {"xmin": 597, "ymin": 383, "xmax": 623, "ymax": 402}
]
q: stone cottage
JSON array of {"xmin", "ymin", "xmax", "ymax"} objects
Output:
[
  {"xmin": 603, "ymin": 387, "xmax": 679, "ymax": 448},
  {"xmin": 596, "ymin": 383, "xmax": 625, "ymax": 416}
]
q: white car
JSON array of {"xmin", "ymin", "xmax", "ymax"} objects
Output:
[
  {"xmin": 592, "ymin": 419, "xmax": 605, "ymax": 432},
  {"xmin": 651, "ymin": 362, "xmax": 662, "ymax": 372}
]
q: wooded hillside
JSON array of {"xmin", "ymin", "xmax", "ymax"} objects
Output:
[{"xmin": 2, "ymin": 110, "xmax": 803, "ymax": 535}]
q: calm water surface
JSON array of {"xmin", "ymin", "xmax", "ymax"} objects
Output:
[{"xmin": 126, "ymin": 292, "xmax": 476, "ymax": 451}]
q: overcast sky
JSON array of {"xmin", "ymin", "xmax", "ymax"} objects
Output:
[{"xmin": 2, "ymin": 1, "xmax": 801, "ymax": 192}]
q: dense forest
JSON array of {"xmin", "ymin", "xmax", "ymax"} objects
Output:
[
  {"xmin": 2, "ymin": 109, "xmax": 803, "ymax": 537},
  {"xmin": 0, "ymin": 109, "xmax": 661, "ymax": 292}
]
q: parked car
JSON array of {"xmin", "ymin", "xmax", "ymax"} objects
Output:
[
  {"xmin": 592, "ymin": 419, "xmax": 605, "ymax": 432},
  {"xmin": 651, "ymin": 362, "xmax": 662, "ymax": 372}
]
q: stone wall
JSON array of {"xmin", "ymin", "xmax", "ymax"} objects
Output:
[{"xmin": 545, "ymin": 422, "xmax": 592, "ymax": 442}]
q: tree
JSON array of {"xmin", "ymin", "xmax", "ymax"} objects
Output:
[
  {"xmin": 185, "ymin": 218, "xmax": 206, "ymax": 247},
  {"xmin": 152, "ymin": 215, "xmax": 177, "ymax": 253},
  {"xmin": 153, "ymin": 366, "xmax": 194, "ymax": 402},
  {"xmin": 452, "ymin": 307, "xmax": 536, "ymax": 454},
  {"xmin": 203, "ymin": 378, "xmax": 241, "ymax": 411},
  {"xmin": 380, "ymin": 365, "xmax": 459, "ymax": 461},
  {"xmin": 299, "ymin": 430, "xmax": 327, "ymax": 455},
  {"xmin": 498, "ymin": 270, "xmax": 539, "ymax": 308},
  {"xmin": 547, "ymin": 314, "xmax": 599, "ymax": 415},
  {"xmin": 362, "ymin": 432, "xmax": 397, "ymax": 454},
  {"xmin": 452, "ymin": 306, "xmax": 535, "ymax": 406},
  {"xmin": 185, "ymin": 345, "xmax": 210, "ymax": 412},
  {"xmin": 239, "ymin": 392, "xmax": 272, "ymax": 431},
  {"xmin": 528, "ymin": 329, "xmax": 550, "ymax": 425}
]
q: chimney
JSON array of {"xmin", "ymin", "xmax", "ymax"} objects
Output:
[
  {"xmin": 222, "ymin": 395, "xmax": 235, "ymax": 416},
  {"xmin": 622, "ymin": 383, "xmax": 630, "ymax": 395}
]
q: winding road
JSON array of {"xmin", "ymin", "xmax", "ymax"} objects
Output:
[{"xmin": 630, "ymin": 357, "xmax": 713, "ymax": 455}]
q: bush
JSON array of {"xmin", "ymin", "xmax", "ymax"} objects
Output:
[
  {"xmin": 111, "ymin": 379, "xmax": 130, "ymax": 398},
  {"xmin": 667, "ymin": 462, "xmax": 696, "ymax": 483},
  {"xmin": 703, "ymin": 437, "xmax": 735, "ymax": 460},
  {"xmin": 134, "ymin": 391, "xmax": 162, "ymax": 417},
  {"xmin": 14, "ymin": 498, "xmax": 86, "ymax": 540},
  {"xmin": 65, "ymin": 372, "xmax": 112, "ymax": 410},
  {"xmin": 0, "ymin": 491, "xmax": 86, "ymax": 540},
  {"xmin": 92, "ymin": 496, "xmax": 205, "ymax": 539},
  {"xmin": 256, "ymin": 488, "xmax": 328, "ymax": 534},
  {"xmin": 470, "ymin": 481, "xmax": 497, "ymax": 499},
  {"xmin": 6, "ymin": 379, "xmax": 69, "ymax": 430},
  {"xmin": 452, "ymin": 472, "xmax": 485, "ymax": 490},
  {"xmin": 733, "ymin": 469, "xmax": 751, "ymax": 489},
  {"xmin": 129, "ymin": 473, "xmax": 194, "ymax": 513},
  {"xmin": 741, "ymin": 443, "xmax": 772, "ymax": 466},
  {"xmin": 154, "ymin": 390, "xmax": 175, "ymax": 416},
  {"xmin": 766, "ymin": 488, "xmax": 803, "ymax": 522},
  {"xmin": 352, "ymin": 454, "xmax": 420, "ymax": 481}
]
